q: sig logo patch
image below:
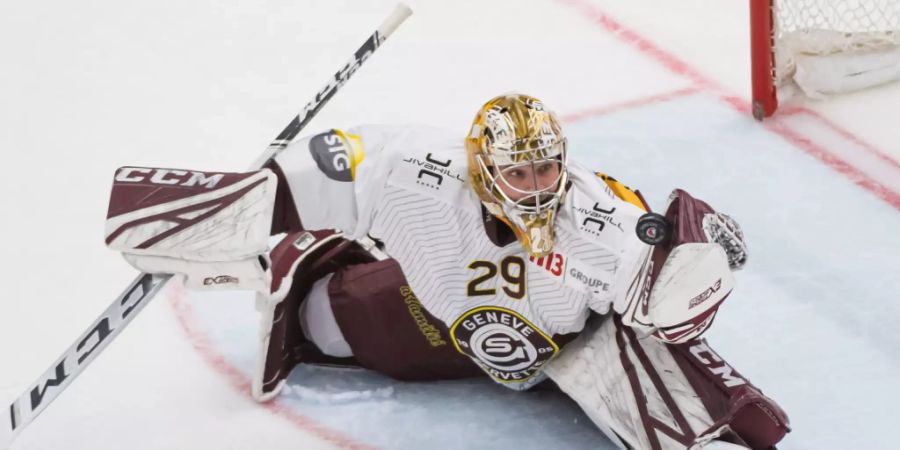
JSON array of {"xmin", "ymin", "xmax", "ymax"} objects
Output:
[
  {"xmin": 450, "ymin": 307, "xmax": 558, "ymax": 384},
  {"xmin": 309, "ymin": 130, "xmax": 364, "ymax": 182}
]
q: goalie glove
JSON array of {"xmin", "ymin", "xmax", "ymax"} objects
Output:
[
  {"xmin": 703, "ymin": 211, "xmax": 747, "ymax": 270},
  {"xmin": 620, "ymin": 189, "xmax": 743, "ymax": 343}
]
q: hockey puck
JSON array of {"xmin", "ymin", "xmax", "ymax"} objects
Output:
[{"xmin": 635, "ymin": 213, "xmax": 671, "ymax": 246}]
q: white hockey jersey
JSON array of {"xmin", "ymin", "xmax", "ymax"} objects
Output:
[{"xmin": 274, "ymin": 125, "xmax": 651, "ymax": 390}]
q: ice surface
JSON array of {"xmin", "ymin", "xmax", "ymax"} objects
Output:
[{"xmin": 1, "ymin": 0, "xmax": 897, "ymax": 449}]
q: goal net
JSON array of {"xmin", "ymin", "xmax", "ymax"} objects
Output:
[{"xmin": 751, "ymin": 0, "xmax": 900, "ymax": 118}]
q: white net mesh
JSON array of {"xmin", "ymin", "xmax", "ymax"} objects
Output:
[{"xmin": 774, "ymin": 0, "xmax": 900, "ymax": 87}]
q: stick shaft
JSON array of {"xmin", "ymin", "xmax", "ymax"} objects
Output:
[
  {"xmin": 1, "ymin": 273, "xmax": 171, "ymax": 447},
  {"xmin": 252, "ymin": 3, "xmax": 413, "ymax": 168}
]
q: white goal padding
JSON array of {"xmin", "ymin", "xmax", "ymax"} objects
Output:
[{"xmin": 773, "ymin": 0, "xmax": 900, "ymax": 96}]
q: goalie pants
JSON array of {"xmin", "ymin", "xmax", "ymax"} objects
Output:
[{"xmin": 256, "ymin": 230, "xmax": 482, "ymax": 398}]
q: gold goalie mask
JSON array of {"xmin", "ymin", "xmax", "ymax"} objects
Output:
[{"xmin": 466, "ymin": 94, "xmax": 569, "ymax": 257}]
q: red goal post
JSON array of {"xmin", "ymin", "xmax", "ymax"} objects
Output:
[{"xmin": 750, "ymin": 0, "xmax": 900, "ymax": 120}]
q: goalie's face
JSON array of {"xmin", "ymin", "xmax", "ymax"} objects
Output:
[
  {"xmin": 474, "ymin": 141, "xmax": 568, "ymax": 258},
  {"xmin": 494, "ymin": 160, "xmax": 563, "ymax": 204}
]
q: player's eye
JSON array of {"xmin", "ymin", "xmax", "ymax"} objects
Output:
[
  {"xmin": 499, "ymin": 166, "xmax": 525, "ymax": 179},
  {"xmin": 536, "ymin": 162, "xmax": 558, "ymax": 176}
]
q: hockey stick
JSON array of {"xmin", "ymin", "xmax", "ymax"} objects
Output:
[
  {"xmin": 0, "ymin": 4, "xmax": 412, "ymax": 448},
  {"xmin": 250, "ymin": 3, "xmax": 412, "ymax": 168}
]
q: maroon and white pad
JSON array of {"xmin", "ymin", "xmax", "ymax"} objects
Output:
[
  {"xmin": 105, "ymin": 167, "xmax": 277, "ymax": 261},
  {"xmin": 104, "ymin": 167, "xmax": 278, "ymax": 291}
]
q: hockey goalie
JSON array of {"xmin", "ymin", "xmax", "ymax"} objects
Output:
[{"xmin": 104, "ymin": 94, "xmax": 790, "ymax": 449}]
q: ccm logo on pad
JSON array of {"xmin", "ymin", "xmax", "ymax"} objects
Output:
[{"xmin": 115, "ymin": 168, "xmax": 224, "ymax": 188}]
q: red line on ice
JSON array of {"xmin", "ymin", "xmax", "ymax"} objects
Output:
[
  {"xmin": 555, "ymin": 0, "xmax": 717, "ymax": 90},
  {"xmin": 780, "ymin": 105, "xmax": 900, "ymax": 172},
  {"xmin": 555, "ymin": 0, "xmax": 900, "ymax": 210},
  {"xmin": 561, "ymin": 86, "xmax": 703, "ymax": 123},
  {"xmin": 764, "ymin": 120, "xmax": 900, "ymax": 209},
  {"xmin": 167, "ymin": 284, "xmax": 377, "ymax": 450}
]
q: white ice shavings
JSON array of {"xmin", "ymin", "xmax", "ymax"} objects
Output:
[{"xmin": 282, "ymin": 383, "xmax": 395, "ymax": 404}]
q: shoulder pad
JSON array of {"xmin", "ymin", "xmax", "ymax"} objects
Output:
[
  {"xmin": 333, "ymin": 129, "xmax": 365, "ymax": 180},
  {"xmin": 594, "ymin": 172, "xmax": 647, "ymax": 211},
  {"xmin": 300, "ymin": 128, "xmax": 367, "ymax": 182}
]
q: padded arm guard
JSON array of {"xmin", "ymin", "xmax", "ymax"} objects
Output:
[
  {"xmin": 622, "ymin": 189, "xmax": 744, "ymax": 343},
  {"xmin": 104, "ymin": 167, "xmax": 278, "ymax": 291}
]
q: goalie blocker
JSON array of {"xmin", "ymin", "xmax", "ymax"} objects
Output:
[
  {"xmin": 104, "ymin": 166, "xmax": 787, "ymax": 449},
  {"xmin": 105, "ymin": 166, "xmax": 278, "ymax": 292}
]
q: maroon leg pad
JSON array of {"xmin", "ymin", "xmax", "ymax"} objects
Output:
[
  {"xmin": 260, "ymin": 230, "xmax": 376, "ymax": 395},
  {"xmin": 728, "ymin": 386, "xmax": 790, "ymax": 449},
  {"xmin": 328, "ymin": 259, "xmax": 482, "ymax": 381},
  {"xmin": 668, "ymin": 340, "xmax": 791, "ymax": 449}
]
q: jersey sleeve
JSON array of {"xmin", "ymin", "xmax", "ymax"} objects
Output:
[
  {"xmin": 590, "ymin": 172, "xmax": 653, "ymax": 317},
  {"xmin": 269, "ymin": 125, "xmax": 405, "ymax": 235},
  {"xmin": 594, "ymin": 172, "xmax": 647, "ymax": 212}
]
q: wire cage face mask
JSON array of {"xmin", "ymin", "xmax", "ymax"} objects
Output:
[
  {"xmin": 466, "ymin": 94, "xmax": 569, "ymax": 257},
  {"xmin": 475, "ymin": 141, "xmax": 568, "ymax": 215}
]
